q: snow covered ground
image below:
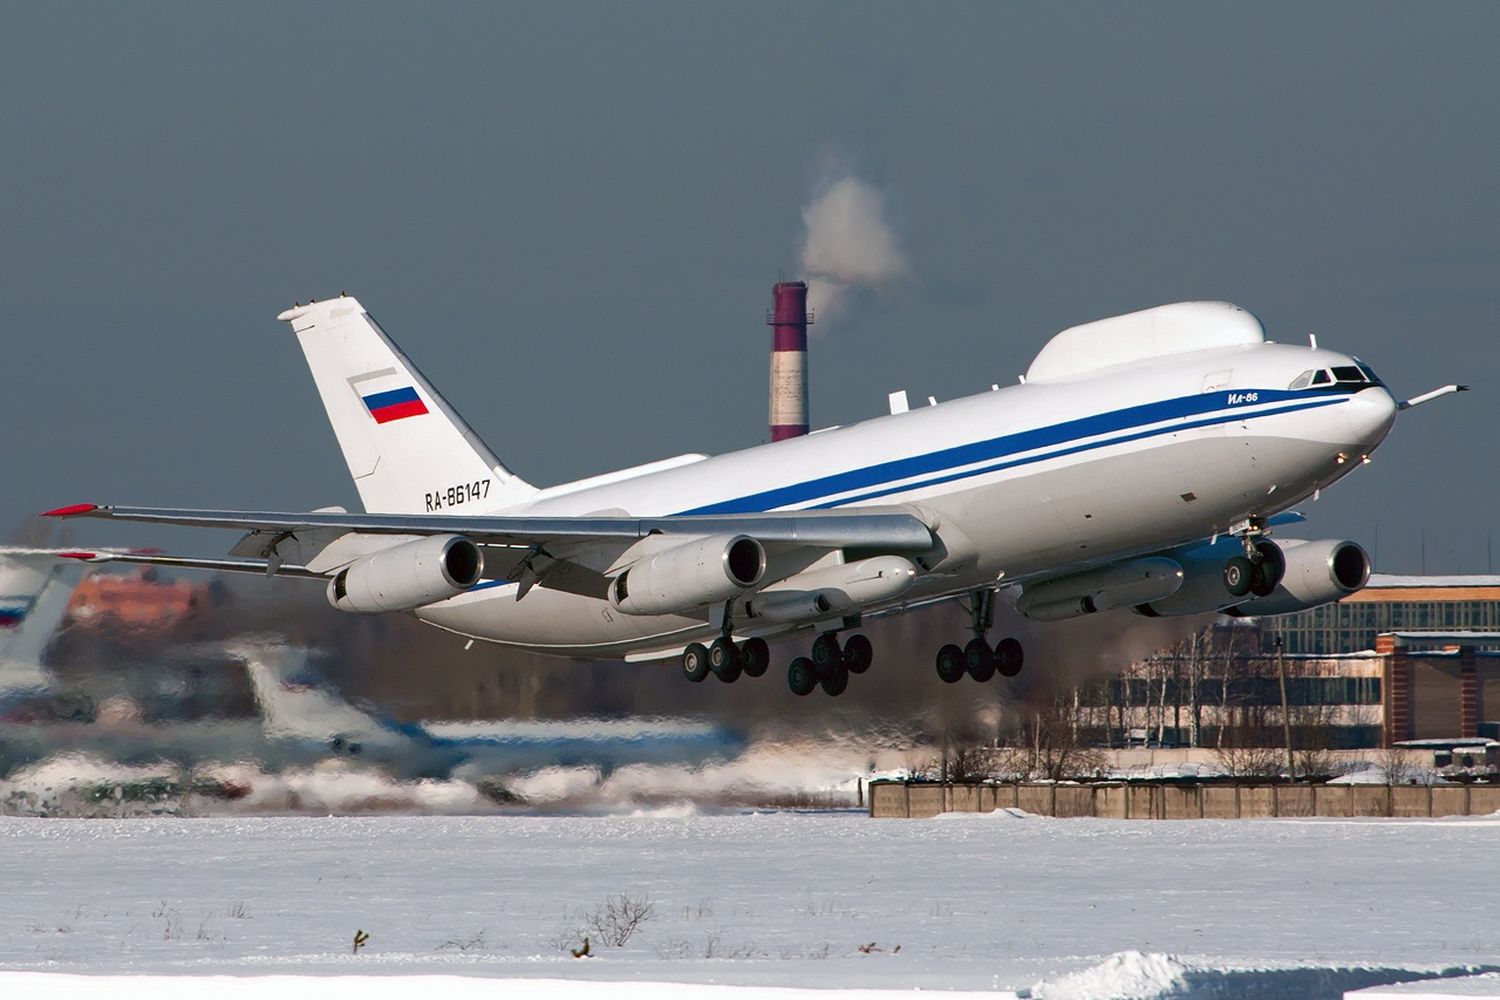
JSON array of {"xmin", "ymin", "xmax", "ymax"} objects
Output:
[{"xmin": 1, "ymin": 812, "xmax": 1497, "ymax": 997}]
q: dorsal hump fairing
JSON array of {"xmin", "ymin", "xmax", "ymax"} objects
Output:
[
  {"xmin": 1025, "ymin": 301, "xmax": 1266, "ymax": 383},
  {"xmin": 277, "ymin": 296, "xmax": 537, "ymax": 515}
]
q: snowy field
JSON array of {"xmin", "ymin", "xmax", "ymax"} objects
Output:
[{"xmin": 1, "ymin": 812, "xmax": 1498, "ymax": 998}]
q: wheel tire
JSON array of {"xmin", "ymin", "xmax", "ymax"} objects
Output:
[
  {"xmin": 682, "ymin": 643, "xmax": 711, "ymax": 683},
  {"xmin": 842, "ymin": 634, "xmax": 873, "ymax": 674},
  {"xmin": 935, "ymin": 643, "xmax": 965, "ymax": 684},
  {"xmin": 1223, "ymin": 556, "xmax": 1254, "ymax": 597},
  {"xmin": 820, "ymin": 663, "xmax": 849, "ymax": 697},
  {"xmin": 994, "ymin": 636, "xmax": 1024, "ymax": 677},
  {"xmin": 1250, "ymin": 541, "xmax": 1284, "ymax": 597},
  {"xmin": 787, "ymin": 656, "xmax": 818, "ymax": 696},
  {"xmin": 964, "ymin": 637, "xmax": 995, "ymax": 682},
  {"xmin": 740, "ymin": 637, "xmax": 770, "ymax": 678},
  {"xmin": 709, "ymin": 637, "xmax": 742, "ymax": 682},
  {"xmin": 810, "ymin": 633, "xmax": 843, "ymax": 677}
]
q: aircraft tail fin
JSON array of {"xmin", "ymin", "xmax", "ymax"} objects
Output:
[
  {"xmin": 0, "ymin": 548, "xmax": 89, "ymax": 696},
  {"xmin": 277, "ymin": 296, "xmax": 537, "ymax": 515},
  {"xmin": 229, "ymin": 636, "xmax": 389, "ymax": 744}
]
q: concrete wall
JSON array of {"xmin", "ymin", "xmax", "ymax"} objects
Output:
[{"xmin": 869, "ymin": 781, "xmax": 1500, "ymax": 819}]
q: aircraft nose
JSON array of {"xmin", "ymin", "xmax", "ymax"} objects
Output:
[{"xmin": 1347, "ymin": 386, "xmax": 1397, "ymax": 449}]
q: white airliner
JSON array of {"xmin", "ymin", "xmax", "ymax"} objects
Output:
[
  {"xmin": 231, "ymin": 637, "xmax": 745, "ymax": 781},
  {"xmin": 49, "ymin": 297, "xmax": 1464, "ymax": 697},
  {"xmin": 0, "ymin": 547, "xmax": 95, "ymax": 719}
]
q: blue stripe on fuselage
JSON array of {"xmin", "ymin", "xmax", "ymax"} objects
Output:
[{"xmin": 678, "ymin": 388, "xmax": 1353, "ymax": 515}]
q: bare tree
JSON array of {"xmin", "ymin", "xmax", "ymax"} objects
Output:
[
  {"xmin": 995, "ymin": 698, "xmax": 1107, "ymax": 781},
  {"xmin": 1375, "ymin": 747, "xmax": 1423, "ymax": 785}
]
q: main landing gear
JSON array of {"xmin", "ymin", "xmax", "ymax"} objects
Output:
[
  {"xmin": 787, "ymin": 631, "xmax": 872, "ymax": 698},
  {"xmin": 681, "ymin": 636, "xmax": 770, "ymax": 684},
  {"xmin": 934, "ymin": 588, "xmax": 1024, "ymax": 685},
  {"xmin": 681, "ymin": 629, "xmax": 873, "ymax": 698},
  {"xmin": 679, "ymin": 597, "xmax": 873, "ymax": 699}
]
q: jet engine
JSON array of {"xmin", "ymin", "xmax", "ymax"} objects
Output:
[
  {"xmin": 1017, "ymin": 557, "xmax": 1183, "ymax": 622},
  {"xmin": 744, "ymin": 555, "xmax": 918, "ymax": 622},
  {"xmin": 1222, "ymin": 539, "xmax": 1370, "ymax": 616},
  {"xmin": 327, "ymin": 534, "xmax": 484, "ymax": 614},
  {"xmin": 1134, "ymin": 538, "xmax": 1367, "ymax": 617},
  {"xmin": 609, "ymin": 534, "xmax": 766, "ymax": 616}
]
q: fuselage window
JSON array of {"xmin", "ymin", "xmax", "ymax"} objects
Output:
[
  {"xmin": 1289, "ymin": 370, "xmax": 1315, "ymax": 390},
  {"xmin": 1311, "ymin": 369, "xmax": 1332, "ymax": 386}
]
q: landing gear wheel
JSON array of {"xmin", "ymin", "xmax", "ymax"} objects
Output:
[
  {"xmin": 682, "ymin": 643, "xmax": 711, "ymax": 683},
  {"xmin": 935, "ymin": 643, "xmax": 965, "ymax": 684},
  {"xmin": 842, "ymin": 634, "xmax": 873, "ymax": 674},
  {"xmin": 810, "ymin": 633, "xmax": 843, "ymax": 677},
  {"xmin": 787, "ymin": 656, "xmax": 818, "ymax": 696},
  {"xmin": 709, "ymin": 637, "xmax": 742, "ymax": 682},
  {"xmin": 820, "ymin": 663, "xmax": 849, "ymax": 697},
  {"xmin": 994, "ymin": 636, "xmax": 1024, "ymax": 677},
  {"xmin": 964, "ymin": 637, "xmax": 995, "ymax": 682},
  {"xmin": 739, "ymin": 637, "xmax": 770, "ymax": 678},
  {"xmin": 1223, "ymin": 556, "xmax": 1254, "ymax": 598}
]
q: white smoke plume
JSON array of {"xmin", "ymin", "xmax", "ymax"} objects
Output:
[{"xmin": 798, "ymin": 172, "xmax": 907, "ymax": 324}]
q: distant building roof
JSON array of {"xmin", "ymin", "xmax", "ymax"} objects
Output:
[
  {"xmin": 1384, "ymin": 630, "xmax": 1500, "ymax": 645},
  {"xmin": 1366, "ymin": 574, "xmax": 1500, "ymax": 588}
]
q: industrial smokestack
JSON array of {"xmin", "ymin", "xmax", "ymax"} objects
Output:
[{"xmin": 768, "ymin": 281, "xmax": 811, "ymax": 441}]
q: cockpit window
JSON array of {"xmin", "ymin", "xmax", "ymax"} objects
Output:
[
  {"xmin": 1331, "ymin": 365, "xmax": 1366, "ymax": 384},
  {"xmin": 1311, "ymin": 369, "xmax": 1331, "ymax": 386},
  {"xmin": 1356, "ymin": 362, "xmax": 1382, "ymax": 385},
  {"xmin": 1289, "ymin": 370, "xmax": 1314, "ymax": 390}
]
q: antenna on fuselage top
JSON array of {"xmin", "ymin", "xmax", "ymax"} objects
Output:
[{"xmin": 1309, "ymin": 333, "xmax": 1318, "ymax": 350}]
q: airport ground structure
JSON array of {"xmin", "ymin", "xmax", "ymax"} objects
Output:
[
  {"xmin": 868, "ymin": 777, "xmax": 1500, "ymax": 819},
  {"xmin": 1060, "ymin": 574, "xmax": 1500, "ymax": 753}
]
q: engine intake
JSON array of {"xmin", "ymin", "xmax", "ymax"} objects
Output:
[
  {"xmin": 609, "ymin": 534, "xmax": 766, "ymax": 616},
  {"xmin": 327, "ymin": 534, "xmax": 483, "ymax": 614}
]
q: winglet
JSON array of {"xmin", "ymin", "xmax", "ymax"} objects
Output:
[{"xmin": 41, "ymin": 503, "xmax": 99, "ymax": 518}]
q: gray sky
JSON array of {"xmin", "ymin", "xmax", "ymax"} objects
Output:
[{"xmin": 2, "ymin": 2, "xmax": 1496, "ymax": 573}]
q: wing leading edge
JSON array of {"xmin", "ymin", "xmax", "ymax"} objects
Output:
[
  {"xmin": 42, "ymin": 504, "xmax": 936, "ymax": 595},
  {"xmin": 43, "ymin": 504, "xmax": 935, "ymax": 552}
]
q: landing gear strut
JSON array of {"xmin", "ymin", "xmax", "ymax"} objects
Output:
[{"xmin": 933, "ymin": 588, "xmax": 1023, "ymax": 684}]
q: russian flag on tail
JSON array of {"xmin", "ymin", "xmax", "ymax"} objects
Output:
[{"xmin": 362, "ymin": 386, "xmax": 429, "ymax": 424}]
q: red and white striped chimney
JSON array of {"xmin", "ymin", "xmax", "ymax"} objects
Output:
[{"xmin": 768, "ymin": 280, "xmax": 811, "ymax": 441}]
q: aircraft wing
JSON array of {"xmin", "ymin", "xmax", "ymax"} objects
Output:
[
  {"xmin": 44, "ymin": 504, "xmax": 932, "ymax": 550},
  {"xmin": 43, "ymin": 503, "xmax": 936, "ymax": 595}
]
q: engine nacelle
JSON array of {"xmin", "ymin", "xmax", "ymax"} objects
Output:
[
  {"xmin": 327, "ymin": 534, "xmax": 484, "ymax": 614},
  {"xmin": 609, "ymin": 534, "xmax": 766, "ymax": 616},
  {"xmin": 1134, "ymin": 536, "xmax": 1269, "ymax": 617},
  {"xmin": 1223, "ymin": 539, "xmax": 1370, "ymax": 617},
  {"xmin": 1017, "ymin": 557, "xmax": 1183, "ymax": 622},
  {"xmin": 744, "ymin": 555, "xmax": 918, "ymax": 623}
]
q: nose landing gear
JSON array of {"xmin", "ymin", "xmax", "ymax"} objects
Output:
[
  {"xmin": 933, "ymin": 588, "xmax": 1024, "ymax": 684},
  {"xmin": 1224, "ymin": 521, "xmax": 1286, "ymax": 599}
]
